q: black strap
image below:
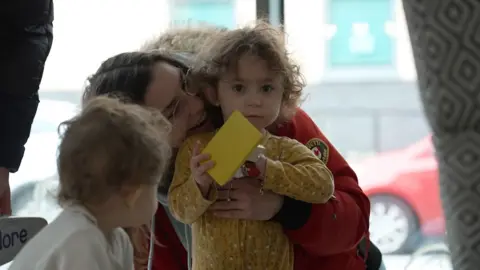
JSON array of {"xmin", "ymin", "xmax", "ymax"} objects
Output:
[{"xmin": 358, "ymin": 238, "xmax": 383, "ymax": 270}]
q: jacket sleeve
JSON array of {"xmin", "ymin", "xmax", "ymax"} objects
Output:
[
  {"xmin": 0, "ymin": 0, "xmax": 54, "ymax": 172},
  {"xmin": 273, "ymin": 109, "xmax": 370, "ymax": 256}
]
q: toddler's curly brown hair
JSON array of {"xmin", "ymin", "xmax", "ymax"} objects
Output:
[
  {"xmin": 192, "ymin": 21, "xmax": 306, "ymax": 122},
  {"xmin": 56, "ymin": 96, "xmax": 172, "ymax": 206}
]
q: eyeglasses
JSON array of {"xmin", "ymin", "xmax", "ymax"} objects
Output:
[
  {"xmin": 182, "ymin": 68, "xmax": 197, "ymax": 97},
  {"xmin": 162, "ymin": 68, "xmax": 196, "ymax": 120}
]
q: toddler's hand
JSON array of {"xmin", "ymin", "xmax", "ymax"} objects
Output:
[{"xmin": 190, "ymin": 141, "xmax": 215, "ymax": 197}]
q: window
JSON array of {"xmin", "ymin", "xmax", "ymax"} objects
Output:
[
  {"xmin": 327, "ymin": 0, "xmax": 394, "ymax": 67},
  {"xmin": 170, "ymin": 0, "xmax": 236, "ymax": 29},
  {"xmin": 5, "ymin": 1, "xmax": 448, "ymax": 269}
]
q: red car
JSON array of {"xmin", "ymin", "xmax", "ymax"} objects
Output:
[{"xmin": 352, "ymin": 136, "xmax": 445, "ymax": 254}]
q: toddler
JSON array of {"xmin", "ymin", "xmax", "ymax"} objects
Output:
[
  {"xmin": 9, "ymin": 96, "xmax": 171, "ymax": 270},
  {"xmin": 168, "ymin": 23, "xmax": 335, "ymax": 270}
]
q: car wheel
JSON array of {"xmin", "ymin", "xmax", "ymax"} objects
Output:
[{"xmin": 369, "ymin": 195, "xmax": 421, "ymax": 254}]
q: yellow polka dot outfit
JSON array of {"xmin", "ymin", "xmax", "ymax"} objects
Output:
[{"xmin": 168, "ymin": 132, "xmax": 334, "ymax": 270}]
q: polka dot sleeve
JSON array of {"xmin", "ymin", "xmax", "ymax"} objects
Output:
[
  {"xmin": 263, "ymin": 136, "xmax": 335, "ymax": 204},
  {"xmin": 168, "ymin": 133, "xmax": 217, "ymax": 224}
]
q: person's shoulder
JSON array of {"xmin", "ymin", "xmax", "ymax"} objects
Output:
[
  {"xmin": 112, "ymin": 228, "xmax": 134, "ymax": 268},
  {"xmin": 291, "ymin": 108, "xmax": 315, "ymax": 125},
  {"xmin": 31, "ymin": 227, "xmax": 106, "ymax": 269},
  {"xmin": 275, "ymin": 108, "xmax": 317, "ymax": 139},
  {"xmin": 9, "ymin": 208, "xmax": 101, "ymax": 269},
  {"xmin": 56, "ymin": 227, "xmax": 131, "ymax": 265},
  {"xmin": 56, "ymin": 226, "xmax": 106, "ymax": 251},
  {"xmin": 112, "ymin": 227, "xmax": 133, "ymax": 250},
  {"xmin": 288, "ymin": 108, "xmax": 327, "ymax": 143},
  {"xmin": 113, "ymin": 227, "xmax": 130, "ymax": 239}
]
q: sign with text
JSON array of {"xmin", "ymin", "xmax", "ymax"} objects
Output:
[{"xmin": 0, "ymin": 217, "xmax": 47, "ymax": 266}]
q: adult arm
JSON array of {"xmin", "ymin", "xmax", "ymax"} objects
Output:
[
  {"xmin": 273, "ymin": 108, "xmax": 370, "ymax": 256},
  {"xmin": 0, "ymin": 0, "xmax": 54, "ymax": 172}
]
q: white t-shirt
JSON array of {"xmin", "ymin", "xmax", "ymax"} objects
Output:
[{"xmin": 8, "ymin": 205, "xmax": 134, "ymax": 270}]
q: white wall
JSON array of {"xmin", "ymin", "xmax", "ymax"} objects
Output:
[
  {"xmin": 234, "ymin": 0, "xmax": 256, "ymax": 26},
  {"xmin": 42, "ymin": 0, "xmax": 170, "ymax": 91}
]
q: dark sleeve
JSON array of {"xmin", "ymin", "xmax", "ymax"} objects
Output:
[
  {"xmin": 271, "ymin": 196, "xmax": 312, "ymax": 230},
  {"xmin": 0, "ymin": 0, "xmax": 54, "ymax": 172}
]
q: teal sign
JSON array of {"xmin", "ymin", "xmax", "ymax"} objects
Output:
[
  {"xmin": 171, "ymin": 1, "xmax": 235, "ymax": 29},
  {"xmin": 328, "ymin": 0, "xmax": 393, "ymax": 67}
]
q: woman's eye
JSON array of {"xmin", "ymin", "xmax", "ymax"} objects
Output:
[
  {"xmin": 261, "ymin": 85, "xmax": 274, "ymax": 92},
  {"xmin": 232, "ymin": 84, "xmax": 244, "ymax": 92},
  {"xmin": 163, "ymin": 98, "xmax": 181, "ymax": 120},
  {"xmin": 163, "ymin": 108, "xmax": 174, "ymax": 120}
]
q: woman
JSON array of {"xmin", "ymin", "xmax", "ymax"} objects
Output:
[{"xmin": 83, "ymin": 31, "xmax": 370, "ymax": 270}]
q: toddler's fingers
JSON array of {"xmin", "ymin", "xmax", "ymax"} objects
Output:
[
  {"xmin": 190, "ymin": 153, "xmax": 211, "ymax": 169},
  {"xmin": 196, "ymin": 160, "xmax": 216, "ymax": 175},
  {"xmin": 192, "ymin": 140, "xmax": 201, "ymax": 156}
]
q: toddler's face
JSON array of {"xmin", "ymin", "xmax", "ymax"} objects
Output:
[
  {"xmin": 216, "ymin": 54, "xmax": 284, "ymax": 130},
  {"xmin": 127, "ymin": 184, "xmax": 159, "ymax": 226}
]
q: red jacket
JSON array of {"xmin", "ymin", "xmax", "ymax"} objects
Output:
[{"xmin": 151, "ymin": 108, "xmax": 370, "ymax": 270}]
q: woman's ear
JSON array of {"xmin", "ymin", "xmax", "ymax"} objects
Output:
[{"xmin": 204, "ymin": 86, "xmax": 220, "ymax": 106}]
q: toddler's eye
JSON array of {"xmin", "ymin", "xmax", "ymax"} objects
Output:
[
  {"xmin": 232, "ymin": 84, "xmax": 244, "ymax": 92},
  {"xmin": 261, "ymin": 85, "xmax": 274, "ymax": 92}
]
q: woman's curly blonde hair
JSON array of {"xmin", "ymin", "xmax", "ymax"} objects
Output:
[{"xmin": 140, "ymin": 25, "xmax": 227, "ymax": 53}]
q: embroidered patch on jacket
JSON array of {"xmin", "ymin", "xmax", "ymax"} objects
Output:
[{"xmin": 305, "ymin": 138, "xmax": 329, "ymax": 164}]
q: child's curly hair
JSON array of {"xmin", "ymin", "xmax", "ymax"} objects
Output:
[
  {"xmin": 56, "ymin": 96, "xmax": 172, "ymax": 206},
  {"xmin": 140, "ymin": 25, "xmax": 227, "ymax": 54},
  {"xmin": 192, "ymin": 21, "xmax": 306, "ymax": 122}
]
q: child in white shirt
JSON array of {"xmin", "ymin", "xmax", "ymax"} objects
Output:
[{"xmin": 9, "ymin": 96, "xmax": 172, "ymax": 270}]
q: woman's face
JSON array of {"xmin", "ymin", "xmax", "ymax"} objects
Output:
[{"xmin": 144, "ymin": 62, "xmax": 208, "ymax": 147}]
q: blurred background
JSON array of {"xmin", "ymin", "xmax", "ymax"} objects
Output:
[{"xmin": 9, "ymin": 0, "xmax": 451, "ymax": 269}]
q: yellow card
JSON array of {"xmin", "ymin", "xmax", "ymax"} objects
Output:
[{"xmin": 201, "ymin": 111, "xmax": 263, "ymax": 185}]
